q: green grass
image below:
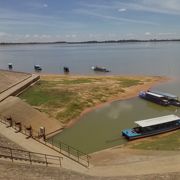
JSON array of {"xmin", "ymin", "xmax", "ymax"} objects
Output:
[
  {"xmin": 131, "ymin": 131, "xmax": 180, "ymax": 150},
  {"xmin": 19, "ymin": 77, "xmax": 148, "ymax": 124},
  {"xmin": 56, "ymin": 100, "xmax": 88, "ymax": 123},
  {"xmin": 60, "ymin": 78, "xmax": 93, "ymax": 84},
  {"xmin": 119, "ymin": 79, "xmax": 143, "ymax": 87},
  {"xmin": 20, "ymin": 84, "xmax": 75, "ymax": 107}
]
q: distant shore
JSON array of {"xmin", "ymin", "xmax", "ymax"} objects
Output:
[{"xmin": 0, "ymin": 39, "xmax": 180, "ymax": 46}]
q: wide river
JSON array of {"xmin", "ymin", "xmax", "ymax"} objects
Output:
[{"xmin": 0, "ymin": 42, "xmax": 180, "ymax": 153}]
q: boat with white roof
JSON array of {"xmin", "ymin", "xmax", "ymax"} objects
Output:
[
  {"xmin": 150, "ymin": 90, "xmax": 180, "ymax": 107},
  {"xmin": 139, "ymin": 90, "xmax": 170, "ymax": 106},
  {"xmin": 122, "ymin": 114, "xmax": 180, "ymax": 140}
]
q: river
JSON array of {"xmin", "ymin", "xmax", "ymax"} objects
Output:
[{"xmin": 0, "ymin": 42, "xmax": 180, "ymax": 153}]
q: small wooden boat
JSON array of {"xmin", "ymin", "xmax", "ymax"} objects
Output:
[
  {"xmin": 91, "ymin": 66, "xmax": 110, "ymax": 72},
  {"xmin": 34, "ymin": 65, "xmax": 42, "ymax": 71},
  {"xmin": 139, "ymin": 91, "xmax": 170, "ymax": 106},
  {"xmin": 8, "ymin": 63, "xmax": 13, "ymax": 69},
  {"xmin": 63, "ymin": 66, "xmax": 70, "ymax": 73},
  {"xmin": 122, "ymin": 114, "xmax": 180, "ymax": 140}
]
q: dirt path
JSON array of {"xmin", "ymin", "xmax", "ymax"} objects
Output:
[
  {"xmin": 1, "ymin": 122, "xmax": 180, "ymax": 178},
  {"xmin": 88, "ymin": 146, "xmax": 180, "ymax": 176}
]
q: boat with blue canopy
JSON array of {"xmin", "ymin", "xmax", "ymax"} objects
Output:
[{"xmin": 122, "ymin": 114, "xmax": 180, "ymax": 140}]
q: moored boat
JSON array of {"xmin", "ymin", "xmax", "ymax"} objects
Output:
[
  {"xmin": 139, "ymin": 91, "xmax": 170, "ymax": 106},
  {"xmin": 8, "ymin": 63, "xmax": 13, "ymax": 70},
  {"xmin": 122, "ymin": 114, "xmax": 180, "ymax": 140},
  {"xmin": 91, "ymin": 66, "xmax": 110, "ymax": 72},
  {"xmin": 34, "ymin": 65, "xmax": 42, "ymax": 71},
  {"xmin": 150, "ymin": 90, "xmax": 180, "ymax": 107}
]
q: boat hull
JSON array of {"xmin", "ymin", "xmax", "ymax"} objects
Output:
[{"xmin": 122, "ymin": 125, "xmax": 180, "ymax": 140}]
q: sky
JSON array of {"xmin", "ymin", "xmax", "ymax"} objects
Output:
[{"xmin": 0, "ymin": 0, "xmax": 180, "ymax": 42}]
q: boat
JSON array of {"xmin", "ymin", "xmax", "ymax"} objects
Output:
[
  {"xmin": 91, "ymin": 66, "xmax": 110, "ymax": 72},
  {"xmin": 8, "ymin": 63, "xmax": 13, "ymax": 69},
  {"xmin": 150, "ymin": 90, "xmax": 180, "ymax": 107},
  {"xmin": 122, "ymin": 114, "xmax": 180, "ymax": 140},
  {"xmin": 139, "ymin": 91, "xmax": 170, "ymax": 106},
  {"xmin": 34, "ymin": 65, "xmax": 42, "ymax": 71},
  {"xmin": 63, "ymin": 66, "xmax": 70, "ymax": 73}
]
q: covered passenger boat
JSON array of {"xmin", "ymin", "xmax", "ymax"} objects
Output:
[
  {"xmin": 150, "ymin": 90, "xmax": 180, "ymax": 107},
  {"xmin": 122, "ymin": 114, "xmax": 180, "ymax": 140},
  {"xmin": 139, "ymin": 91, "xmax": 170, "ymax": 106}
]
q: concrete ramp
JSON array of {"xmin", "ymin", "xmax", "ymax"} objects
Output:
[
  {"xmin": 0, "ymin": 70, "xmax": 40, "ymax": 102},
  {"xmin": 0, "ymin": 70, "xmax": 31, "ymax": 93},
  {"xmin": 0, "ymin": 96, "xmax": 63, "ymax": 136}
]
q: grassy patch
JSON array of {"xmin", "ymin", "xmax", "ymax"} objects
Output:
[
  {"xmin": 119, "ymin": 79, "xmax": 143, "ymax": 87},
  {"xmin": 131, "ymin": 131, "xmax": 180, "ymax": 150},
  {"xmin": 20, "ymin": 84, "xmax": 75, "ymax": 107},
  {"xmin": 60, "ymin": 78, "xmax": 93, "ymax": 84},
  {"xmin": 19, "ymin": 75, "xmax": 160, "ymax": 124}
]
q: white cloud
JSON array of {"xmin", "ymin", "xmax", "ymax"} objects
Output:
[
  {"xmin": 118, "ymin": 8, "xmax": 127, "ymax": 12},
  {"xmin": 76, "ymin": 9, "xmax": 157, "ymax": 25},
  {"xmin": 158, "ymin": 32, "xmax": 176, "ymax": 35},
  {"xmin": 145, "ymin": 32, "xmax": 151, "ymax": 35},
  {"xmin": 115, "ymin": 0, "xmax": 180, "ymax": 15},
  {"xmin": 43, "ymin": 4, "xmax": 48, "ymax": 8},
  {"xmin": 25, "ymin": 34, "xmax": 30, "ymax": 38},
  {"xmin": 0, "ymin": 32, "xmax": 8, "ymax": 36}
]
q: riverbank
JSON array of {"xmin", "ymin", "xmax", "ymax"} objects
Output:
[{"xmin": 19, "ymin": 74, "xmax": 168, "ymax": 128}]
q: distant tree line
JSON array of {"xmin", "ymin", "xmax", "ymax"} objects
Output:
[{"xmin": 0, "ymin": 39, "xmax": 180, "ymax": 46}]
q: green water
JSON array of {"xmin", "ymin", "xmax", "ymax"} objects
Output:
[{"xmin": 51, "ymin": 80, "xmax": 180, "ymax": 154}]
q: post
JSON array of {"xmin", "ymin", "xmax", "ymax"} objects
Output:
[
  {"xmin": 87, "ymin": 155, "xmax": 89, "ymax": 167},
  {"xmin": 59, "ymin": 142, "xmax": 61, "ymax": 153},
  {"xmin": 51, "ymin": 138, "xmax": 54, "ymax": 147},
  {"xmin": 68, "ymin": 146, "xmax": 70, "ymax": 157},
  {"xmin": 59, "ymin": 157, "xmax": 61, "ymax": 167},
  {"xmin": 6, "ymin": 117, "xmax": 12, "ymax": 127},
  {"xmin": 10, "ymin": 148, "xmax": 13, "ymax": 162},
  {"xmin": 26, "ymin": 126, "xmax": 32, "ymax": 139},
  {"xmin": 29, "ymin": 152, "xmax": 32, "ymax": 164},
  {"xmin": 77, "ymin": 151, "xmax": 79, "ymax": 162},
  {"xmin": 15, "ymin": 122, "xmax": 21, "ymax": 133},
  {"xmin": 44, "ymin": 154, "xmax": 48, "ymax": 167}
]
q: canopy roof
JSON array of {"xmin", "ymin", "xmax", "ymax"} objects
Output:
[
  {"xmin": 146, "ymin": 92, "xmax": 164, "ymax": 98},
  {"xmin": 135, "ymin": 114, "xmax": 180, "ymax": 127},
  {"xmin": 150, "ymin": 90, "xmax": 178, "ymax": 99}
]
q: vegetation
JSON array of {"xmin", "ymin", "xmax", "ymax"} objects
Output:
[
  {"xmin": 19, "ymin": 75, "xmax": 157, "ymax": 124},
  {"xmin": 130, "ymin": 131, "xmax": 180, "ymax": 150},
  {"xmin": 119, "ymin": 79, "xmax": 143, "ymax": 87}
]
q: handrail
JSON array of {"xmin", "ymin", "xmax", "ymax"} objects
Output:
[
  {"xmin": 46, "ymin": 138, "xmax": 90, "ymax": 167},
  {"xmin": 0, "ymin": 116, "xmax": 90, "ymax": 168},
  {"xmin": 0, "ymin": 145, "xmax": 63, "ymax": 167}
]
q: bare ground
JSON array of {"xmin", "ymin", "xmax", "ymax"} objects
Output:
[{"xmin": 1, "ymin": 71, "xmax": 179, "ymax": 178}]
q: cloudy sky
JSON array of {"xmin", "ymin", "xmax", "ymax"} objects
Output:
[{"xmin": 0, "ymin": 0, "xmax": 180, "ymax": 42}]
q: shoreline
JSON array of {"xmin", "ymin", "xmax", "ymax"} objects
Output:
[{"xmin": 65, "ymin": 76, "xmax": 169, "ymax": 128}]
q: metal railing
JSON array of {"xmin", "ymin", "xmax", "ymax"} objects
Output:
[
  {"xmin": 47, "ymin": 138, "xmax": 90, "ymax": 167},
  {"xmin": 0, "ymin": 116, "xmax": 90, "ymax": 168},
  {"xmin": 0, "ymin": 146, "xmax": 63, "ymax": 167}
]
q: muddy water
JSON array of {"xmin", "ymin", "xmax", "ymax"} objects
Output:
[{"xmin": 1, "ymin": 42, "xmax": 180, "ymax": 153}]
